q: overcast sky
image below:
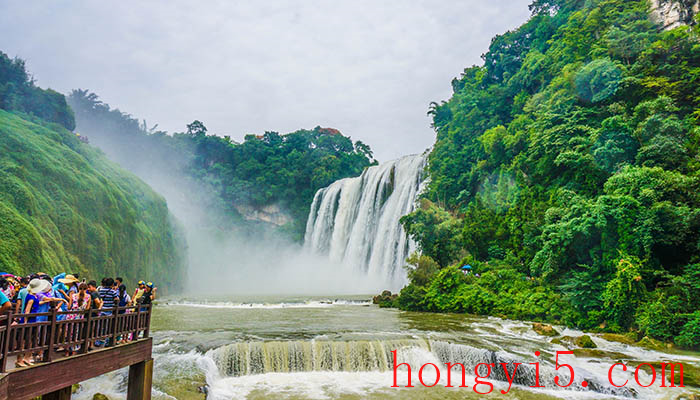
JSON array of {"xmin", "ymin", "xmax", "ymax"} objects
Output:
[{"xmin": 0, "ymin": 1, "xmax": 531, "ymax": 161}]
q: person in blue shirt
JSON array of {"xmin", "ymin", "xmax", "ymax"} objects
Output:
[
  {"xmin": 0, "ymin": 287, "xmax": 11, "ymax": 314},
  {"xmin": 18, "ymin": 279, "xmax": 66, "ymax": 367},
  {"xmin": 54, "ymin": 275, "xmax": 79, "ymax": 321},
  {"xmin": 15, "ymin": 276, "xmax": 32, "ymax": 314}
]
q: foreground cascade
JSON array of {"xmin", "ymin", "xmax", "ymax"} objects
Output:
[{"xmin": 304, "ymin": 153, "xmax": 428, "ymax": 288}]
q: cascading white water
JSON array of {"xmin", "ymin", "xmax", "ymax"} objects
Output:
[{"xmin": 304, "ymin": 153, "xmax": 428, "ymax": 290}]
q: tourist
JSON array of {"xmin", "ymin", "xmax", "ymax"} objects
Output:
[
  {"xmin": 118, "ymin": 284, "xmax": 131, "ymax": 311},
  {"xmin": 65, "ymin": 283, "xmax": 91, "ymax": 356},
  {"xmin": 69, "ymin": 273, "xmax": 81, "ymax": 293},
  {"xmin": 12, "ymin": 276, "xmax": 30, "ymax": 314},
  {"xmin": 139, "ymin": 282, "xmax": 156, "ymax": 307},
  {"xmin": 87, "ymin": 280, "xmax": 103, "ymax": 310},
  {"xmin": 8, "ymin": 271, "xmax": 157, "ymax": 367},
  {"xmin": 54, "ymin": 274, "xmax": 79, "ymax": 321},
  {"xmin": 98, "ymin": 278, "xmax": 119, "ymax": 315},
  {"xmin": 133, "ymin": 281, "xmax": 146, "ymax": 304},
  {"xmin": 0, "ymin": 280, "xmax": 11, "ymax": 314},
  {"xmin": 18, "ymin": 279, "xmax": 66, "ymax": 367},
  {"xmin": 0, "ymin": 276, "xmax": 13, "ymax": 300}
]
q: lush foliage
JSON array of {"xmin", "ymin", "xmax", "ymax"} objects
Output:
[
  {"xmin": 68, "ymin": 91, "xmax": 375, "ymax": 238},
  {"xmin": 399, "ymin": 0, "xmax": 700, "ymax": 348},
  {"xmin": 0, "ymin": 109, "xmax": 186, "ymax": 288},
  {"xmin": 0, "ymin": 51, "xmax": 75, "ymax": 130}
]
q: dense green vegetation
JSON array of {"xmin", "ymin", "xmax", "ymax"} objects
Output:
[
  {"xmin": 396, "ymin": 0, "xmax": 700, "ymax": 349},
  {"xmin": 0, "ymin": 110, "xmax": 186, "ymax": 288},
  {"xmin": 0, "ymin": 52, "xmax": 75, "ymax": 130},
  {"xmin": 0, "ymin": 55, "xmax": 186, "ymax": 288},
  {"xmin": 68, "ymin": 90, "xmax": 375, "ymax": 238}
]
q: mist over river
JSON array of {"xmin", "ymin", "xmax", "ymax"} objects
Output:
[{"xmin": 73, "ymin": 295, "xmax": 699, "ymax": 400}]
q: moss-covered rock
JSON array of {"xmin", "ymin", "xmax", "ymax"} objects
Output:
[
  {"xmin": 575, "ymin": 335, "xmax": 597, "ymax": 349},
  {"xmin": 550, "ymin": 336, "xmax": 574, "ymax": 346},
  {"xmin": 533, "ymin": 323, "xmax": 559, "ymax": 337},
  {"xmin": 571, "ymin": 348, "xmax": 628, "ymax": 360},
  {"xmin": 92, "ymin": 394, "xmax": 110, "ymax": 400},
  {"xmin": 156, "ymin": 377, "xmax": 207, "ymax": 400},
  {"xmin": 636, "ymin": 336, "xmax": 668, "ymax": 351},
  {"xmin": 600, "ymin": 332, "xmax": 638, "ymax": 345},
  {"xmin": 628, "ymin": 361, "xmax": 700, "ymax": 388}
]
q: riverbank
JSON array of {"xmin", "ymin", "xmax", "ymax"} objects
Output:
[{"xmin": 376, "ymin": 256, "xmax": 700, "ymax": 354}]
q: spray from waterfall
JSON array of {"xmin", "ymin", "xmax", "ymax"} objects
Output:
[{"xmin": 304, "ymin": 153, "xmax": 428, "ymax": 291}]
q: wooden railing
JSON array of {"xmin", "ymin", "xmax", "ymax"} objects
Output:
[{"xmin": 0, "ymin": 304, "xmax": 152, "ymax": 373}]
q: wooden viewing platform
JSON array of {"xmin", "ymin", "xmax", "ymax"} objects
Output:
[{"xmin": 0, "ymin": 304, "xmax": 154, "ymax": 400}]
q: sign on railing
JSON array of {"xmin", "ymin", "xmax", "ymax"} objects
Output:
[{"xmin": 0, "ymin": 304, "xmax": 152, "ymax": 372}]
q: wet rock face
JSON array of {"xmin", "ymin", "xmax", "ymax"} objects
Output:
[
  {"xmin": 233, "ymin": 203, "xmax": 293, "ymax": 226},
  {"xmin": 650, "ymin": 0, "xmax": 699, "ymax": 30}
]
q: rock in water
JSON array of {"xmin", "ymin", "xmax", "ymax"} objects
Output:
[
  {"xmin": 575, "ymin": 335, "xmax": 597, "ymax": 348},
  {"xmin": 532, "ymin": 323, "xmax": 559, "ymax": 337},
  {"xmin": 93, "ymin": 394, "xmax": 110, "ymax": 400}
]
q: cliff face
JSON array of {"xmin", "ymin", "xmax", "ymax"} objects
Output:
[
  {"xmin": 650, "ymin": 0, "xmax": 699, "ymax": 29},
  {"xmin": 233, "ymin": 203, "xmax": 293, "ymax": 226}
]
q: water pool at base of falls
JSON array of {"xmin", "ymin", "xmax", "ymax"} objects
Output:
[{"xmin": 73, "ymin": 295, "xmax": 700, "ymax": 400}]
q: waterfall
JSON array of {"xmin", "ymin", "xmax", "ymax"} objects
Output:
[
  {"xmin": 208, "ymin": 338, "xmax": 635, "ymax": 397},
  {"xmin": 304, "ymin": 153, "xmax": 428, "ymax": 289},
  {"xmin": 212, "ymin": 339, "xmax": 430, "ymax": 376}
]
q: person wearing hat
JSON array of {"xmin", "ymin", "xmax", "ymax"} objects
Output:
[
  {"xmin": 16, "ymin": 279, "xmax": 67, "ymax": 367},
  {"xmin": 25, "ymin": 278, "xmax": 67, "ymax": 323},
  {"xmin": 56, "ymin": 275, "xmax": 79, "ymax": 307},
  {"xmin": 139, "ymin": 282, "xmax": 156, "ymax": 309},
  {"xmin": 133, "ymin": 281, "xmax": 146, "ymax": 304}
]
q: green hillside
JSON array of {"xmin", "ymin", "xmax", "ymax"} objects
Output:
[
  {"xmin": 0, "ymin": 109, "xmax": 186, "ymax": 288},
  {"xmin": 396, "ymin": 0, "xmax": 700, "ymax": 348}
]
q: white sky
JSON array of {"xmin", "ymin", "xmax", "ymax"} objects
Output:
[{"xmin": 0, "ymin": 0, "xmax": 532, "ymax": 161}]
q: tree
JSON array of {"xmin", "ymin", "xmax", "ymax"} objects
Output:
[
  {"xmin": 602, "ymin": 255, "xmax": 646, "ymax": 330},
  {"xmin": 186, "ymin": 120, "xmax": 207, "ymax": 136},
  {"xmin": 574, "ymin": 58, "xmax": 622, "ymax": 103}
]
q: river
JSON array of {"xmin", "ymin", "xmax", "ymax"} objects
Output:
[{"xmin": 73, "ymin": 295, "xmax": 699, "ymax": 400}]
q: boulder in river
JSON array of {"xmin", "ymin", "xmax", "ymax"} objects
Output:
[
  {"xmin": 636, "ymin": 336, "xmax": 669, "ymax": 351},
  {"xmin": 532, "ymin": 323, "xmax": 559, "ymax": 337},
  {"xmin": 575, "ymin": 334, "xmax": 597, "ymax": 348},
  {"xmin": 600, "ymin": 332, "xmax": 637, "ymax": 344},
  {"xmin": 629, "ymin": 360, "xmax": 700, "ymax": 388},
  {"xmin": 92, "ymin": 394, "xmax": 110, "ymax": 400},
  {"xmin": 571, "ymin": 348, "xmax": 627, "ymax": 360}
]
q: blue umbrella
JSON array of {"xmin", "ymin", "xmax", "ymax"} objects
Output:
[{"xmin": 460, "ymin": 265, "xmax": 472, "ymax": 270}]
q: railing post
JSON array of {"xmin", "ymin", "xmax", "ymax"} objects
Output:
[
  {"xmin": 81, "ymin": 308, "xmax": 93, "ymax": 354},
  {"xmin": 110, "ymin": 307, "xmax": 118, "ymax": 347},
  {"xmin": 144, "ymin": 304, "xmax": 151, "ymax": 338},
  {"xmin": 1, "ymin": 313, "xmax": 12, "ymax": 372},
  {"xmin": 44, "ymin": 307, "xmax": 58, "ymax": 362},
  {"xmin": 135, "ymin": 305, "xmax": 141, "ymax": 339}
]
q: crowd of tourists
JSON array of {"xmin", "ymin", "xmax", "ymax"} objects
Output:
[{"xmin": 0, "ymin": 272, "xmax": 156, "ymax": 368}]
